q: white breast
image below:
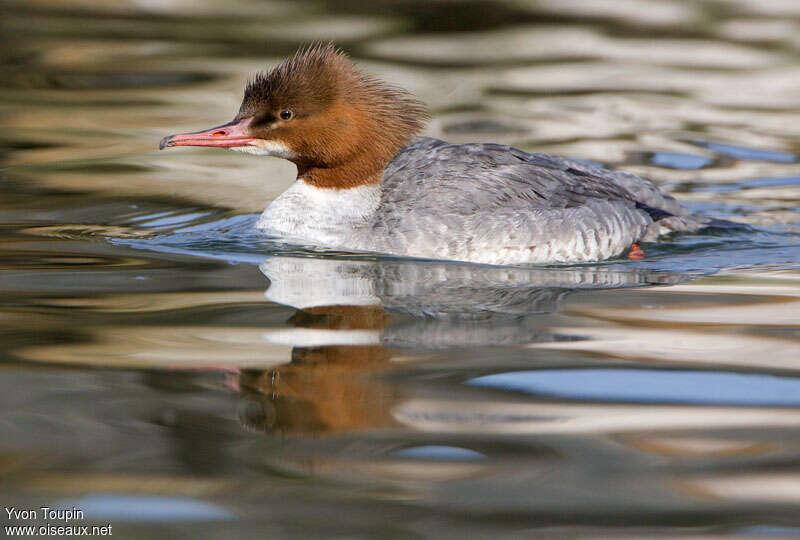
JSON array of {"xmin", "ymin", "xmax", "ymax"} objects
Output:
[{"xmin": 256, "ymin": 179, "xmax": 381, "ymax": 248}]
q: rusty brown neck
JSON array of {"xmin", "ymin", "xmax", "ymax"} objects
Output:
[{"xmin": 293, "ymin": 152, "xmax": 387, "ymax": 189}]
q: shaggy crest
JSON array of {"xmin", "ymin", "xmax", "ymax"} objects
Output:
[{"xmin": 239, "ymin": 43, "xmax": 347, "ymax": 117}]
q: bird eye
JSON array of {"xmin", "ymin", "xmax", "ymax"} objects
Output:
[{"xmin": 279, "ymin": 109, "xmax": 293, "ymax": 121}]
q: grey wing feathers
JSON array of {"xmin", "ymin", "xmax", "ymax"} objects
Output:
[
  {"xmin": 384, "ymin": 137, "xmax": 703, "ymax": 221},
  {"xmin": 372, "ymin": 138, "xmax": 708, "ymax": 263}
]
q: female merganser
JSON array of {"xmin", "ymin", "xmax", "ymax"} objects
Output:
[{"xmin": 160, "ymin": 43, "xmax": 715, "ymax": 265}]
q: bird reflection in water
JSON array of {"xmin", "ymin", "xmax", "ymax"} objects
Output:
[
  {"xmin": 239, "ymin": 303, "xmax": 397, "ymax": 433},
  {"xmin": 237, "ymin": 256, "xmax": 680, "ymax": 435}
]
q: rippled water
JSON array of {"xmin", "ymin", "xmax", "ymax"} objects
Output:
[{"xmin": 3, "ymin": 0, "xmax": 800, "ymax": 537}]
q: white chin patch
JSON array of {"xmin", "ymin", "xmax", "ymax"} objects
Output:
[{"xmin": 231, "ymin": 140, "xmax": 296, "ymax": 158}]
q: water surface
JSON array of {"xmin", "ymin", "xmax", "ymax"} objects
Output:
[{"xmin": 2, "ymin": 0, "xmax": 800, "ymax": 537}]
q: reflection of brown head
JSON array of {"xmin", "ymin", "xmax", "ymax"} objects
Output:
[
  {"xmin": 239, "ymin": 304, "xmax": 400, "ymax": 434},
  {"xmin": 291, "ymin": 305, "xmax": 391, "ymax": 332}
]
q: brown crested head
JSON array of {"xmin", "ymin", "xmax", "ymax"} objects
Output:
[
  {"xmin": 159, "ymin": 44, "xmax": 429, "ymax": 187},
  {"xmin": 237, "ymin": 43, "xmax": 429, "ymax": 187}
]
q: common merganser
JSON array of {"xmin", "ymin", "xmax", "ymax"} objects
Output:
[{"xmin": 160, "ymin": 43, "xmax": 717, "ymax": 265}]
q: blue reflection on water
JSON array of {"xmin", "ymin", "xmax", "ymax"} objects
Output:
[
  {"xmin": 651, "ymin": 152, "xmax": 713, "ymax": 170},
  {"xmin": 391, "ymin": 446, "xmax": 486, "ymax": 461},
  {"xmin": 695, "ymin": 176, "xmax": 800, "ymax": 194},
  {"xmin": 56, "ymin": 494, "xmax": 236, "ymax": 522},
  {"xmin": 467, "ymin": 368, "xmax": 800, "ymax": 406},
  {"xmin": 690, "ymin": 141, "xmax": 797, "ymax": 163}
]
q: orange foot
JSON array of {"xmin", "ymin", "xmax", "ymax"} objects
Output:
[{"xmin": 628, "ymin": 242, "xmax": 645, "ymax": 260}]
